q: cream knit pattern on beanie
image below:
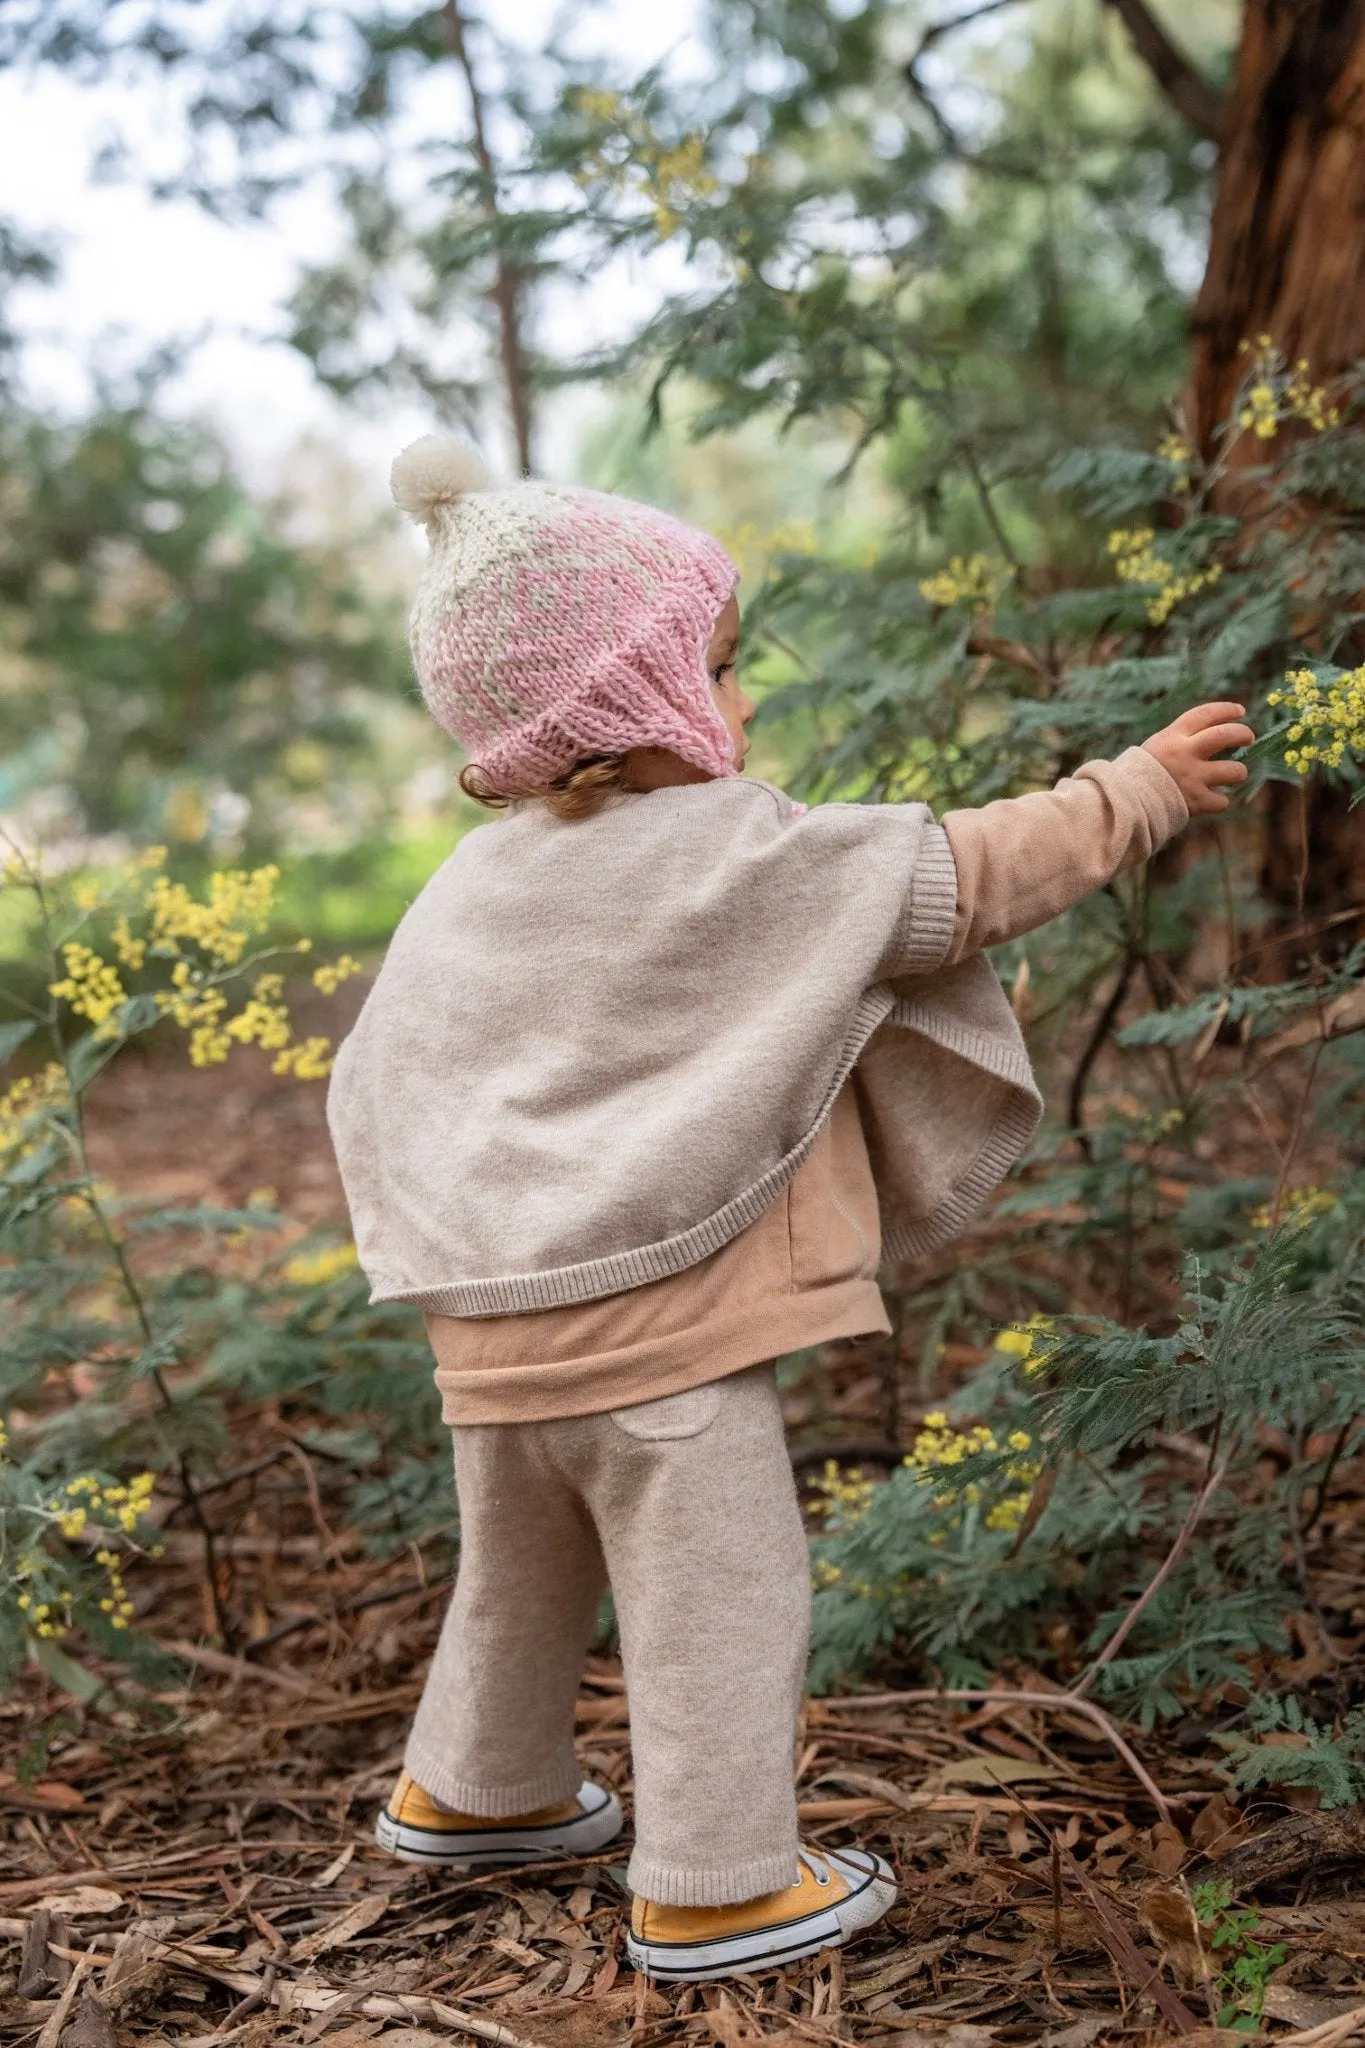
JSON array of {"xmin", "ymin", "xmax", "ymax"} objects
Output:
[{"xmin": 392, "ymin": 436, "xmax": 740, "ymax": 788}]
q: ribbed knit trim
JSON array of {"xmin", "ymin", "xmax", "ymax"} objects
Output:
[
  {"xmin": 895, "ymin": 819, "xmax": 959, "ymax": 973},
  {"xmin": 1115, "ymin": 744, "xmax": 1190, "ymax": 840},
  {"xmin": 883, "ymin": 1085, "xmax": 1041, "ymax": 1263},
  {"xmin": 888, "ymin": 994, "xmax": 1040, "ymax": 1092},
  {"xmin": 376, "ymin": 984, "xmax": 898, "ymax": 1316},
  {"xmin": 628, "ymin": 1847, "xmax": 803, "ymax": 1909},
  {"xmin": 402, "ymin": 1740, "xmax": 582, "ymax": 1819}
]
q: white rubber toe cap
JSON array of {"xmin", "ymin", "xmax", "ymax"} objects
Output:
[{"xmin": 824, "ymin": 1846, "xmax": 897, "ymax": 1938}]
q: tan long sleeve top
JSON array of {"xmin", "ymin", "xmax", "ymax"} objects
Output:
[{"xmin": 427, "ymin": 748, "xmax": 1185, "ymax": 1424}]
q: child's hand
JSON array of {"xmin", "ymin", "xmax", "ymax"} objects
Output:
[{"xmin": 1142, "ymin": 702, "xmax": 1255, "ymax": 814}]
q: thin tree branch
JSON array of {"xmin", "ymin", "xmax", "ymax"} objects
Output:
[
  {"xmin": 440, "ymin": 1, "xmax": 534, "ymax": 475},
  {"xmin": 0, "ymin": 978, "xmax": 48, "ymax": 1019},
  {"xmin": 244, "ymin": 1572, "xmax": 452, "ymax": 1654},
  {"xmin": 1268, "ymin": 1035, "xmax": 1327, "ymax": 1226},
  {"xmin": 1302, "ymin": 1419, "xmax": 1355, "ymax": 1538},
  {"xmin": 1100, "ymin": 0, "xmax": 1228, "ymax": 143},
  {"xmin": 995, "ymin": 1775, "xmax": 1199, "ymax": 2032},
  {"xmin": 965, "ymin": 630, "xmax": 1050, "ymax": 679},
  {"xmin": 1054, "ymin": 1834, "xmax": 1202, "ymax": 2032},
  {"xmin": 1284, "ymin": 1456, "xmax": 1340, "ymax": 1652},
  {"xmin": 1068, "ymin": 947, "xmax": 1137, "ymax": 1152},
  {"xmin": 904, "ymin": 0, "xmax": 1026, "ymax": 156},
  {"xmin": 916, "ymin": 0, "xmax": 1025, "ymax": 58},
  {"xmin": 954, "ymin": 432, "xmax": 1023, "ymax": 570},
  {"xmin": 905, "ymin": 59, "xmax": 968, "ymax": 158},
  {"xmin": 1072, "ymin": 1428, "xmax": 1234, "ymax": 1696}
]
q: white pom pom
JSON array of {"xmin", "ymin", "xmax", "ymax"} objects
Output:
[{"xmin": 391, "ymin": 435, "xmax": 493, "ymax": 525}]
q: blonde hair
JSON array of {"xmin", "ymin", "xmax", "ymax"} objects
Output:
[{"xmin": 458, "ymin": 755, "xmax": 631, "ymax": 822}]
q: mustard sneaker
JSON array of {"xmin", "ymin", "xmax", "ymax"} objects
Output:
[
  {"xmin": 375, "ymin": 1770, "xmax": 623, "ymax": 1868},
  {"xmin": 626, "ymin": 1844, "xmax": 896, "ymax": 1981}
]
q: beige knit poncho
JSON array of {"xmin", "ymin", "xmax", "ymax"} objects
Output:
[{"xmin": 327, "ymin": 777, "xmax": 1045, "ymax": 1316}]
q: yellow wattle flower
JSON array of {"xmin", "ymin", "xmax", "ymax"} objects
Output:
[{"xmin": 281, "ymin": 1242, "xmax": 360, "ymax": 1287}]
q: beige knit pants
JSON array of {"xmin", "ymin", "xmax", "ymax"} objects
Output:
[{"xmin": 405, "ymin": 1363, "xmax": 811, "ymax": 1907}]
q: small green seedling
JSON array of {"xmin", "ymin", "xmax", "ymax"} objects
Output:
[{"xmin": 1193, "ymin": 1879, "xmax": 1288, "ymax": 2033}]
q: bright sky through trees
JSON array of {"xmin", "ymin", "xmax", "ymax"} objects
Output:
[{"xmin": 0, "ymin": 0, "xmax": 703, "ymax": 485}]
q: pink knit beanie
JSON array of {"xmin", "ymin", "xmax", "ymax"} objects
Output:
[{"xmin": 391, "ymin": 436, "xmax": 740, "ymax": 788}]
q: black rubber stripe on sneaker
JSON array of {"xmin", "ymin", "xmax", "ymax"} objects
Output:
[
  {"xmin": 630, "ymin": 1928, "xmax": 840, "ymax": 1979},
  {"xmin": 383, "ymin": 1806, "xmax": 605, "ymax": 1839}
]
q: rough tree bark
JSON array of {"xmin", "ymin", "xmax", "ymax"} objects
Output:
[
  {"xmin": 1112, "ymin": 1, "xmax": 1365, "ymax": 961},
  {"xmin": 1187, "ymin": 0, "xmax": 1365, "ymax": 461},
  {"xmin": 1188, "ymin": 3, "xmax": 1365, "ymax": 958}
]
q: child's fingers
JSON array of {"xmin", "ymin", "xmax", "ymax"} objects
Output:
[
  {"xmin": 1188, "ymin": 720, "xmax": 1255, "ymax": 758},
  {"xmin": 1203, "ymin": 757, "xmax": 1250, "ymax": 785},
  {"xmin": 1186, "ymin": 778, "xmax": 1234, "ymax": 812},
  {"xmin": 1172, "ymin": 701, "xmax": 1246, "ymax": 736}
]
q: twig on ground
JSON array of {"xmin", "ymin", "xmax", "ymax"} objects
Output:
[
  {"xmin": 1053, "ymin": 1835, "xmax": 1201, "ymax": 2033},
  {"xmin": 35, "ymin": 1942, "xmax": 100, "ymax": 2048},
  {"xmin": 1275, "ymin": 2004, "xmax": 1365, "ymax": 2048},
  {"xmin": 120, "ymin": 1937, "xmax": 547, "ymax": 2048},
  {"xmin": 823, "ymin": 1688, "xmax": 1173, "ymax": 1820},
  {"xmin": 155, "ymin": 1637, "xmax": 323, "ymax": 1697},
  {"xmin": 214, "ymin": 1935, "xmax": 287, "ymax": 2033},
  {"xmin": 246, "ymin": 1574, "xmax": 452, "ymax": 1653}
]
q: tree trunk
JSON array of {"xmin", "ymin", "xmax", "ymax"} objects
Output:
[
  {"xmin": 1186, "ymin": 1, "xmax": 1365, "ymax": 961},
  {"xmin": 1251, "ymin": 778, "xmax": 1364, "ymax": 979},
  {"xmin": 1187, "ymin": 0, "xmax": 1365, "ymax": 460},
  {"xmin": 441, "ymin": 0, "xmax": 535, "ymax": 477}
]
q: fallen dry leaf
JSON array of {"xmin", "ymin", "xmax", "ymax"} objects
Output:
[
  {"xmin": 1135, "ymin": 1819, "xmax": 1188, "ymax": 1876},
  {"xmin": 0, "ymin": 1775, "xmax": 87, "ymax": 1812},
  {"xmin": 1141, "ymin": 1880, "xmax": 1210, "ymax": 1987},
  {"xmin": 1190, "ymin": 1793, "xmax": 1249, "ymax": 1858},
  {"xmin": 32, "ymin": 1888, "xmax": 123, "ymax": 1918},
  {"xmin": 924, "ymin": 1753, "xmax": 1062, "ymax": 1792},
  {"xmin": 1264, "ymin": 1988, "xmax": 1365, "ymax": 2030},
  {"xmin": 290, "ymin": 1894, "xmax": 390, "ymax": 1960}
]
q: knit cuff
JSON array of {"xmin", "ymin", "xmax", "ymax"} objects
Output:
[
  {"xmin": 1103, "ymin": 745, "xmax": 1190, "ymax": 844},
  {"xmin": 627, "ymin": 1846, "xmax": 802, "ymax": 1908},
  {"xmin": 402, "ymin": 1739, "xmax": 582, "ymax": 1818},
  {"xmin": 885, "ymin": 817, "xmax": 958, "ymax": 977}
]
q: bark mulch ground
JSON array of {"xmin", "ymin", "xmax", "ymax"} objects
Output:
[
  {"xmin": 6, "ymin": 1056, "xmax": 1365, "ymax": 2046},
  {"xmin": 6, "ymin": 1401, "xmax": 1365, "ymax": 2048}
]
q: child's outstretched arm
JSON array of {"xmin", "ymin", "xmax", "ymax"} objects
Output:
[{"xmin": 940, "ymin": 702, "xmax": 1253, "ymax": 966}]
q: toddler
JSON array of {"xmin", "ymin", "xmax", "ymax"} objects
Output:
[{"xmin": 327, "ymin": 437, "xmax": 1251, "ymax": 1982}]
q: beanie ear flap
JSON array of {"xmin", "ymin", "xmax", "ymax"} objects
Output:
[{"xmin": 391, "ymin": 436, "xmax": 493, "ymax": 530}]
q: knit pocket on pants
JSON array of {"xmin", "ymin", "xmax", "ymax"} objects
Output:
[{"xmin": 608, "ymin": 1383, "xmax": 722, "ymax": 1441}]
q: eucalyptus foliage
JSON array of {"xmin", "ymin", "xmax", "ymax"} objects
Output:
[
  {"xmin": 0, "ymin": 844, "xmax": 437, "ymax": 1697},
  {"xmin": 810, "ymin": 1229, "xmax": 1365, "ymax": 1725},
  {"xmin": 795, "ymin": 358, "xmax": 1365, "ymax": 1793},
  {"xmin": 0, "ymin": 387, "xmax": 412, "ymax": 859}
]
